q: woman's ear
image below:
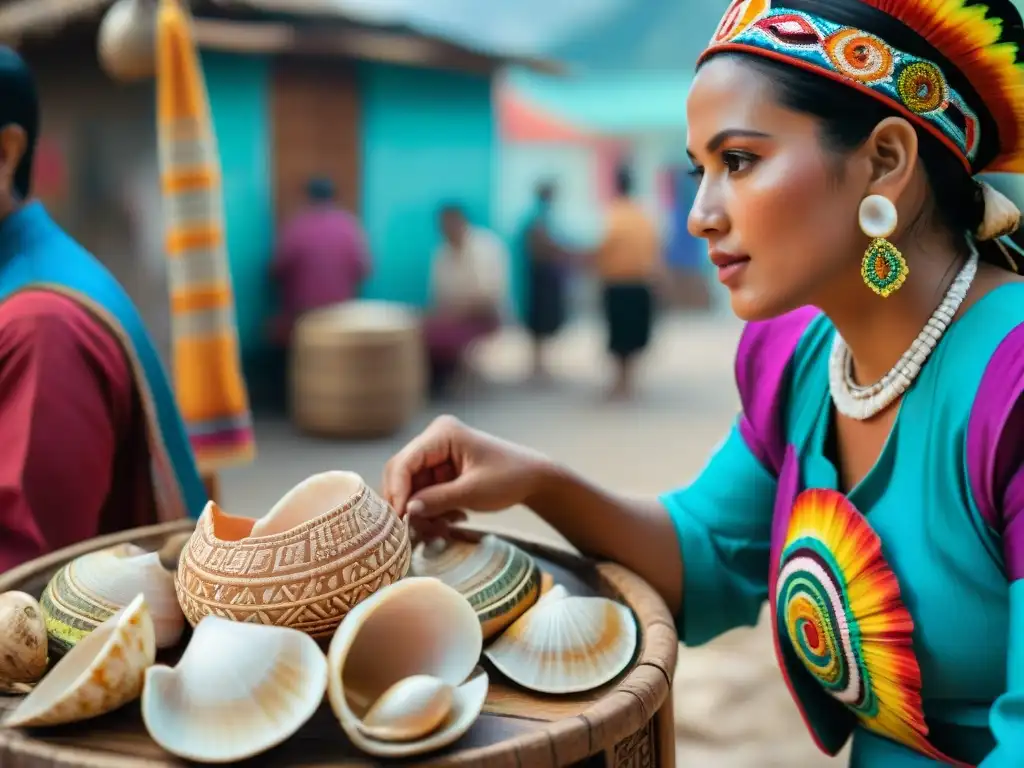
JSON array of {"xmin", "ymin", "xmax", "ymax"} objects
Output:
[
  {"xmin": 0, "ymin": 124, "xmax": 26, "ymax": 201},
  {"xmin": 862, "ymin": 116, "xmax": 919, "ymax": 203}
]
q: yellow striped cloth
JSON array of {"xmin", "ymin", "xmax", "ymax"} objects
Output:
[{"xmin": 156, "ymin": 0, "xmax": 255, "ymax": 473}]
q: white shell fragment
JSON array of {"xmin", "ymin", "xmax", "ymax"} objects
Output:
[
  {"xmin": 141, "ymin": 615, "xmax": 328, "ymax": 764},
  {"xmin": 328, "ymin": 577, "xmax": 488, "ymax": 758},
  {"xmin": 485, "ymin": 585, "xmax": 638, "ymax": 694},
  {"xmin": 4, "ymin": 593, "xmax": 156, "ymax": 728},
  {"xmin": 359, "ymin": 674, "xmax": 455, "ymax": 742}
]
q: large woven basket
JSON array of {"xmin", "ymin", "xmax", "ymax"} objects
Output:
[{"xmin": 288, "ymin": 300, "xmax": 426, "ymax": 438}]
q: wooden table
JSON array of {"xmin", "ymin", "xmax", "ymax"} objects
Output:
[{"xmin": 0, "ymin": 520, "xmax": 678, "ymax": 767}]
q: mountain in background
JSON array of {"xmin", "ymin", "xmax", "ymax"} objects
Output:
[{"xmin": 548, "ymin": 0, "xmax": 726, "ymax": 72}]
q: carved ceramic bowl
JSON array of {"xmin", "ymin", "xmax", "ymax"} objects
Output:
[{"xmin": 174, "ymin": 472, "xmax": 411, "ymax": 639}]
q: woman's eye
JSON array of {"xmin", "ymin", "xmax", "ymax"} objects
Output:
[
  {"xmin": 722, "ymin": 151, "xmax": 756, "ymax": 174},
  {"xmin": 686, "ymin": 166, "xmax": 704, "ymax": 179}
]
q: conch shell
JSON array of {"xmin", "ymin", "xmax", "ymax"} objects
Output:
[
  {"xmin": 40, "ymin": 543, "xmax": 184, "ymax": 658},
  {"xmin": 141, "ymin": 615, "xmax": 328, "ymax": 763},
  {"xmin": 484, "ymin": 585, "xmax": 638, "ymax": 694},
  {"xmin": 328, "ymin": 577, "xmax": 488, "ymax": 758},
  {"xmin": 4, "ymin": 593, "xmax": 156, "ymax": 728},
  {"xmin": 409, "ymin": 534, "xmax": 541, "ymax": 639},
  {"xmin": 175, "ymin": 471, "xmax": 410, "ymax": 638},
  {"xmin": 0, "ymin": 591, "xmax": 47, "ymax": 689}
]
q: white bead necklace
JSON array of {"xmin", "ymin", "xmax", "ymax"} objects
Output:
[{"xmin": 828, "ymin": 238, "xmax": 980, "ymax": 421}]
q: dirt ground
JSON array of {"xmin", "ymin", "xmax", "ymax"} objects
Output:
[{"xmin": 220, "ymin": 312, "xmax": 849, "ymax": 767}]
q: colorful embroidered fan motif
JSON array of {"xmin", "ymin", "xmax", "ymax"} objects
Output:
[{"xmin": 776, "ymin": 489, "xmax": 955, "ymax": 761}]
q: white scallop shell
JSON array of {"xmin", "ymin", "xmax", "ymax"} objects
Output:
[
  {"xmin": 141, "ymin": 615, "xmax": 328, "ymax": 764},
  {"xmin": 484, "ymin": 585, "xmax": 638, "ymax": 694},
  {"xmin": 4, "ymin": 593, "xmax": 156, "ymax": 728},
  {"xmin": 58, "ymin": 543, "xmax": 184, "ymax": 649},
  {"xmin": 327, "ymin": 577, "xmax": 488, "ymax": 758}
]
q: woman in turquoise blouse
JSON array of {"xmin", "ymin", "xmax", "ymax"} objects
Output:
[{"xmin": 381, "ymin": 1, "xmax": 1024, "ymax": 765}]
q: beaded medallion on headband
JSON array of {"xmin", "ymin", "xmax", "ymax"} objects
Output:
[{"xmin": 700, "ymin": 0, "xmax": 1024, "ymax": 175}]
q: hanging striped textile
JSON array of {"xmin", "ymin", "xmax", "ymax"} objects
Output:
[{"xmin": 156, "ymin": 0, "xmax": 256, "ymax": 473}]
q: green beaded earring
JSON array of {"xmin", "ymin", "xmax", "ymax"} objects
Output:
[{"xmin": 859, "ymin": 194, "xmax": 908, "ymax": 298}]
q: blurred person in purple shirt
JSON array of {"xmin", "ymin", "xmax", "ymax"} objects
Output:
[{"xmin": 269, "ymin": 177, "xmax": 371, "ymax": 346}]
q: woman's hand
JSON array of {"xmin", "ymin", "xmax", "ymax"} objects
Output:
[{"xmin": 382, "ymin": 415, "xmax": 553, "ymax": 542}]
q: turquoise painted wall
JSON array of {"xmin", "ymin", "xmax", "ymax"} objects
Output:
[
  {"xmin": 201, "ymin": 51, "xmax": 273, "ymax": 358},
  {"xmin": 358, "ymin": 63, "xmax": 498, "ymax": 309}
]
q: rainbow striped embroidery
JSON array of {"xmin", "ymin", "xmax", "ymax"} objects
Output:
[
  {"xmin": 704, "ymin": 2, "xmax": 981, "ymax": 167},
  {"xmin": 776, "ymin": 489, "xmax": 957, "ymax": 762}
]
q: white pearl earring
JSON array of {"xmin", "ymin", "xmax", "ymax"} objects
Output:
[
  {"xmin": 858, "ymin": 194, "xmax": 907, "ymax": 298},
  {"xmin": 858, "ymin": 194, "xmax": 898, "ymax": 239}
]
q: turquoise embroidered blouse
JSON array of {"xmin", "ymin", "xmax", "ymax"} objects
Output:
[{"xmin": 662, "ymin": 285, "xmax": 1024, "ymax": 767}]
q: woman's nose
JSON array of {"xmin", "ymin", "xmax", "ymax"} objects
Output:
[{"xmin": 688, "ymin": 184, "xmax": 728, "ymax": 240}]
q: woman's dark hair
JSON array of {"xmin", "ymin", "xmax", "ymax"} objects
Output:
[{"xmin": 698, "ymin": 0, "xmax": 1024, "ymax": 271}]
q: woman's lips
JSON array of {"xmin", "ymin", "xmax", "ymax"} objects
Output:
[{"xmin": 709, "ymin": 250, "xmax": 751, "ymax": 286}]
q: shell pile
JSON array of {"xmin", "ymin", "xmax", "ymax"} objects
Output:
[
  {"xmin": 4, "ymin": 593, "xmax": 156, "ymax": 728},
  {"xmin": 410, "ymin": 534, "xmax": 541, "ymax": 639},
  {"xmin": 175, "ymin": 471, "xmax": 411, "ymax": 639},
  {"xmin": 39, "ymin": 542, "xmax": 184, "ymax": 659},
  {"xmin": 141, "ymin": 616, "xmax": 328, "ymax": 763},
  {"xmin": 0, "ymin": 473, "xmax": 642, "ymax": 760},
  {"xmin": 328, "ymin": 576, "xmax": 489, "ymax": 758}
]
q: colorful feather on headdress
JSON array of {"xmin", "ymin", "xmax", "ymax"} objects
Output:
[{"xmin": 859, "ymin": 0, "xmax": 1024, "ymax": 173}]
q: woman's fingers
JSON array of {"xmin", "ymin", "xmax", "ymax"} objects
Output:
[{"xmin": 382, "ymin": 417, "xmax": 462, "ymax": 515}]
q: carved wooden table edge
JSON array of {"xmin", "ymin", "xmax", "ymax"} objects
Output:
[{"xmin": 0, "ymin": 519, "xmax": 680, "ymax": 768}]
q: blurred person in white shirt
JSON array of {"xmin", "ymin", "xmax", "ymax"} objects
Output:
[{"xmin": 423, "ymin": 203, "xmax": 509, "ymax": 395}]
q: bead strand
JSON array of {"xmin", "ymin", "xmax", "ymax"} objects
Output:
[{"xmin": 828, "ymin": 240, "xmax": 979, "ymax": 420}]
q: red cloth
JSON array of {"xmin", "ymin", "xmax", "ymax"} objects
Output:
[
  {"xmin": 270, "ymin": 206, "xmax": 371, "ymax": 344},
  {"xmin": 0, "ymin": 291, "xmax": 158, "ymax": 572}
]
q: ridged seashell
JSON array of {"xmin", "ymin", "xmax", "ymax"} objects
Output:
[
  {"xmin": 359, "ymin": 674, "xmax": 454, "ymax": 742},
  {"xmin": 4, "ymin": 593, "xmax": 156, "ymax": 728},
  {"xmin": 328, "ymin": 577, "xmax": 488, "ymax": 758},
  {"xmin": 0, "ymin": 591, "xmax": 47, "ymax": 688},
  {"xmin": 40, "ymin": 543, "xmax": 184, "ymax": 659},
  {"xmin": 141, "ymin": 615, "xmax": 329, "ymax": 763},
  {"xmin": 410, "ymin": 534, "xmax": 541, "ymax": 640},
  {"xmin": 977, "ymin": 180, "xmax": 1022, "ymax": 241},
  {"xmin": 175, "ymin": 471, "xmax": 411, "ymax": 639},
  {"xmin": 484, "ymin": 585, "xmax": 638, "ymax": 694},
  {"xmin": 98, "ymin": 0, "xmax": 157, "ymax": 83}
]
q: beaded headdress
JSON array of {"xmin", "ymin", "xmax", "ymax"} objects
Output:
[{"xmin": 699, "ymin": 0, "xmax": 1024, "ymax": 177}]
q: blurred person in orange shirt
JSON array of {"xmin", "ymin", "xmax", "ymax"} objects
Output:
[{"xmin": 592, "ymin": 166, "xmax": 662, "ymax": 399}]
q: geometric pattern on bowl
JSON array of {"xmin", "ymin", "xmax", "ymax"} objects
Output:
[{"xmin": 175, "ymin": 481, "xmax": 411, "ymax": 639}]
